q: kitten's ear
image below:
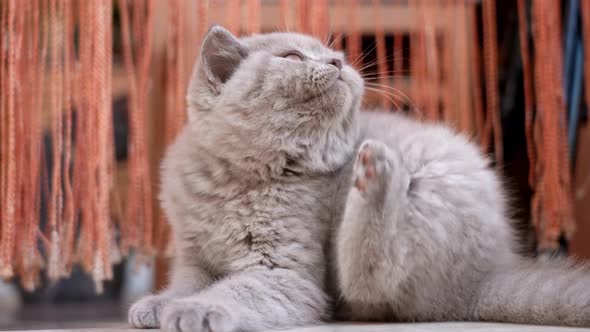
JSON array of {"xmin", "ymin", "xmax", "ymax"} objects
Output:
[{"xmin": 200, "ymin": 25, "xmax": 248, "ymax": 89}]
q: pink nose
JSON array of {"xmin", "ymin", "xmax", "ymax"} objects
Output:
[{"xmin": 329, "ymin": 58, "xmax": 342, "ymax": 70}]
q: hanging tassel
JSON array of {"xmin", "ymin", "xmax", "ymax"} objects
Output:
[
  {"xmin": 0, "ymin": 0, "xmax": 19, "ymax": 280},
  {"xmin": 373, "ymin": 0, "xmax": 389, "ymax": 110},
  {"xmin": 582, "ymin": 0, "xmax": 590, "ymax": 118},
  {"xmin": 482, "ymin": 0, "xmax": 503, "ymax": 166},
  {"xmin": 47, "ymin": 0, "xmax": 65, "ymax": 282},
  {"xmin": 157, "ymin": 0, "xmax": 190, "ymax": 255},
  {"xmin": 226, "ymin": 0, "xmax": 241, "ymax": 35},
  {"xmin": 95, "ymin": 0, "xmax": 115, "ymax": 290},
  {"xmin": 531, "ymin": 0, "xmax": 575, "ymax": 249},
  {"xmin": 17, "ymin": 0, "xmax": 44, "ymax": 290},
  {"xmin": 119, "ymin": 0, "xmax": 155, "ymax": 258},
  {"xmin": 392, "ymin": 32, "xmax": 404, "ymax": 111},
  {"xmin": 469, "ymin": 2, "xmax": 485, "ymax": 143},
  {"xmin": 424, "ymin": 1, "xmax": 441, "ymax": 121},
  {"xmin": 280, "ymin": 0, "xmax": 291, "ymax": 32},
  {"xmin": 310, "ymin": 0, "xmax": 329, "ymax": 42},
  {"xmin": 329, "ymin": 0, "xmax": 346, "ymax": 51},
  {"xmin": 455, "ymin": 1, "xmax": 471, "ymax": 133},
  {"xmin": 410, "ymin": 0, "xmax": 427, "ymax": 119},
  {"xmin": 60, "ymin": 0, "xmax": 76, "ymax": 278},
  {"xmin": 248, "ymin": 0, "xmax": 260, "ymax": 34},
  {"xmin": 72, "ymin": 0, "xmax": 115, "ymax": 292},
  {"xmin": 74, "ymin": 0, "xmax": 95, "ymax": 277},
  {"xmin": 198, "ymin": 0, "xmax": 209, "ymax": 43},
  {"xmin": 517, "ymin": 0, "xmax": 537, "ymax": 189},
  {"xmin": 346, "ymin": 0, "xmax": 361, "ymax": 70},
  {"xmin": 296, "ymin": 0, "xmax": 309, "ymax": 34}
]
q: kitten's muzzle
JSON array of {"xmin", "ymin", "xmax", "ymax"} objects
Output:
[{"xmin": 327, "ymin": 58, "xmax": 343, "ymax": 80}]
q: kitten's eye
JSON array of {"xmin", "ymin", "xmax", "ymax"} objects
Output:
[{"xmin": 283, "ymin": 52, "xmax": 303, "ymax": 61}]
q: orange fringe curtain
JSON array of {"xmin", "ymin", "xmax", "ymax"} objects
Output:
[
  {"xmin": 118, "ymin": 0, "xmax": 155, "ymax": 258},
  {"xmin": 525, "ymin": 0, "xmax": 575, "ymax": 249},
  {"xmin": 482, "ymin": 0, "xmax": 503, "ymax": 166},
  {"xmin": 76, "ymin": 0, "xmax": 115, "ymax": 293},
  {"xmin": 0, "ymin": 0, "xmax": 576, "ymax": 289}
]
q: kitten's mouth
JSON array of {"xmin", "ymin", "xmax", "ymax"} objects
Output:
[
  {"xmin": 340, "ymin": 67, "xmax": 364, "ymax": 97},
  {"xmin": 329, "ymin": 76, "xmax": 345, "ymax": 92},
  {"xmin": 323, "ymin": 71, "xmax": 344, "ymax": 92}
]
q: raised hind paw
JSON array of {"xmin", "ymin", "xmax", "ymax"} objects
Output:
[{"xmin": 353, "ymin": 140, "xmax": 405, "ymax": 197}]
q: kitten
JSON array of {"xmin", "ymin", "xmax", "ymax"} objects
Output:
[{"xmin": 128, "ymin": 25, "xmax": 590, "ymax": 332}]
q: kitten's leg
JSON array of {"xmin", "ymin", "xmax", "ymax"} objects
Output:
[
  {"xmin": 160, "ymin": 269, "xmax": 327, "ymax": 332},
  {"xmin": 337, "ymin": 140, "xmax": 411, "ymax": 312},
  {"xmin": 128, "ymin": 258, "xmax": 212, "ymax": 328}
]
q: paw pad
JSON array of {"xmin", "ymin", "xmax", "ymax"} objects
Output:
[{"xmin": 353, "ymin": 140, "xmax": 392, "ymax": 194}]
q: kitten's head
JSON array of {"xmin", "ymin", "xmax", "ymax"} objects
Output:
[{"xmin": 187, "ymin": 25, "xmax": 364, "ymax": 174}]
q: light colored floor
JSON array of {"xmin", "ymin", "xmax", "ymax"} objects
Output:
[
  {"xmin": 289, "ymin": 322, "xmax": 590, "ymax": 332},
  {"xmin": 5, "ymin": 322, "xmax": 590, "ymax": 332}
]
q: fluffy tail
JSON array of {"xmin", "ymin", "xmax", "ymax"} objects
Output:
[{"xmin": 474, "ymin": 257, "xmax": 590, "ymax": 327}]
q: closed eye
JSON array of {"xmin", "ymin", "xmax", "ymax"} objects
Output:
[{"xmin": 282, "ymin": 51, "xmax": 304, "ymax": 61}]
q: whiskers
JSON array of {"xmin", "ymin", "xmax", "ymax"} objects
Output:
[
  {"xmin": 270, "ymin": 28, "xmax": 418, "ymax": 116},
  {"xmin": 359, "ymin": 73, "xmax": 418, "ymax": 116},
  {"xmin": 356, "ymin": 54, "xmax": 405, "ymax": 72},
  {"xmin": 325, "ymin": 33, "xmax": 345, "ymax": 49},
  {"xmin": 366, "ymin": 81, "xmax": 418, "ymax": 112}
]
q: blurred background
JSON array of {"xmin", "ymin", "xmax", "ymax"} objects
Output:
[{"xmin": 1, "ymin": 0, "xmax": 589, "ymax": 329}]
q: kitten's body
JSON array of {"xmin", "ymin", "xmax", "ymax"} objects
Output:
[
  {"xmin": 129, "ymin": 27, "xmax": 590, "ymax": 332},
  {"xmin": 337, "ymin": 112, "xmax": 512, "ymax": 321}
]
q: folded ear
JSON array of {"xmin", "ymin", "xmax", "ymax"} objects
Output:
[{"xmin": 200, "ymin": 25, "xmax": 248, "ymax": 89}]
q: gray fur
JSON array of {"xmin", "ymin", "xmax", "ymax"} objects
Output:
[{"xmin": 129, "ymin": 25, "xmax": 590, "ymax": 331}]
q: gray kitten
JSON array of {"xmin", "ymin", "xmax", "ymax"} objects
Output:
[{"xmin": 128, "ymin": 25, "xmax": 590, "ymax": 332}]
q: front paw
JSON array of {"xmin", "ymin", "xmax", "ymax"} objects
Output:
[
  {"xmin": 161, "ymin": 300, "xmax": 237, "ymax": 332},
  {"xmin": 129, "ymin": 294, "xmax": 169, "ymax": 328}
]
